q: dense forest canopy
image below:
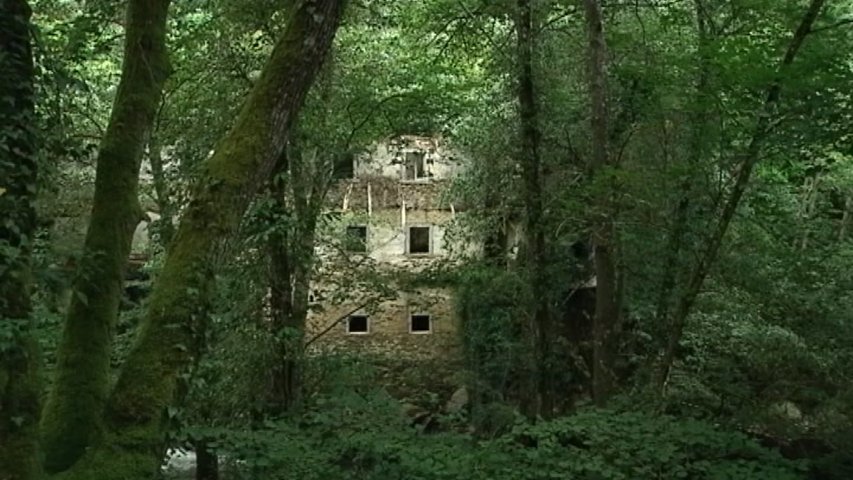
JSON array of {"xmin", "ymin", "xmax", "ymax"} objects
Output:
[{"xmin": 1, "ymin": 0, "xmax": 852, "ymax": 479}]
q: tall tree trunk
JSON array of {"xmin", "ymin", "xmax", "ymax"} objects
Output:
[
  {"xmin": 279, "ymin": 146, "xmax": 324, "ymax": 412},
  {"xmin": 0, "ymin": 2, "xmax": 41, "ymax": 478},
  {"xmin": 268, "ymin": 152, "xmax": 299, "ymax": 411},
  {"xmin": 267, "ymin": 144, "xmax": 326, "ymax": 412},
  {"xmin": 516, "ymin": 0, "xmax": 552, "ymax": 417},
  {"xmin": 840, "ymin": 193, "xmax": 852, "ymax": 242},
  {"xmin": 582, "ymin": 0, "xmax": 619, "ymax": 405},
  {"xmin": 656, "ymin": 0, "xmax": 827, "ymax": 392},
  {"xmin": 39, "ymin": 0, "xmax": 172, "ymax": 472},
  {"xmin": 58, "ymin": 2, "xmax": 347, "ymax": 478}
]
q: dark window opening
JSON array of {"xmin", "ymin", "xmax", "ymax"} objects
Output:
[
  {"xmin": 410, "ymin": 314, "xmax": 431, "ymax": 333},
  {"xmin": 347, "ymin": 315, "xmax": 369, "ymax": 334},
  {"xmin": 408, "ymin": 226, "xmax": 430, "ymax": 254},
  {"xmin": 403, "ymin": 152, "xmax": 426, "ymax": 180},
  {"xmin": 345, "ymin": 225, "xmax": 367, "ymax": 252},
  {"xmin": 308, "ymin": 290, "xmax": 323, "ymax": 304},
  {"xmin": 333, "ymin": 153, "xmax": 355, "ymax": 179}
]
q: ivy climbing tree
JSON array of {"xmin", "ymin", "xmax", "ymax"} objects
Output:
[{"xmin": 0, "ymin": 1, "xmax": 40, "ymax": 479}]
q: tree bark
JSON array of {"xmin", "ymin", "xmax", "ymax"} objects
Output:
[
  {"xmin": 266, "ymin": 144, "xmax": 326, "ymax": 412},
  {"xmin": 0, "ymin": 2, "xmax": 41, "ymax": 478},
  {"xmin": 267, "ymin": 152, "xmax": 300, "ymax": 411},
  {"xmin": 656, "ymin": 0, "xmax": 827, "ymax": 392},
  {"xmin": 39, "ymin": 0, "xmax": 172, "ymax": 472},
  {"xmin": 516, "ymin": 0, "xmax": 553, "ymax": 417},
  {"xmin": 56, "ymin": 2, "xmax": 347, "ymax": 478},
  {"xmin": 581, "ymin": 0, "xmax": 619, "ymax": 405}
]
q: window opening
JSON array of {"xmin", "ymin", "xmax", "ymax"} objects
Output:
[
  {"xmin": 333, "ymin": 153, "xmax": 355, "ymax": 179},
  {"xmin": 403, "ymin": 152, "xmax": 426, "ymax": 181},
  {"xmin": 410, "ymin": 314, "xmax": 432, "ymax": 333},
  {"xmin": 408, "ymin": 226, "xmax": 430, "ymax": 254},
  {"xmin": 347, "ymin": 315, "xmax": 369, "ymax": 334},
  {"xmin": 345, "ymin": 225, "xmax": 367, "ymax": 252}
]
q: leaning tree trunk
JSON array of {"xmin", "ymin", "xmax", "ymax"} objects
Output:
[
  {"xmin": 582, "ymin": 0, "xmax": 620, "ymax": 405},
  {"xmin": 0, "ymin": 2, "xmax": 41, "ymax": 478},
  {"xmin": 656, "ymin": 0, "xmax": 827, "ymax": 391},
  {"xmin": 39, "ymin": 0, "xmax": 172, "ymax": 473},
  {"xmin": 57, "ymin": 2, "xmax": 347, "ymax": 478}
]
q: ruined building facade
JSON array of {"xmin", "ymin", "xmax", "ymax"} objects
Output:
[{"xmin": 306, "ymin": 136, "xmax": 469, "ymax": 360}]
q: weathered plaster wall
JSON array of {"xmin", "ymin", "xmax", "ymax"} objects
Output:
[
  {"xmin": 354, "ymin": 135, "xmax": 464, "ymax": 181},
  {"xmin": 307, "ymin": 135, "xmax": 472, "ymax": 364}
]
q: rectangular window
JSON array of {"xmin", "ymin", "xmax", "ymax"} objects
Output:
[
  {"xmin": 408, "ymin": 226, "xmax": 430, "ymax": 254},
  {"xmin": 410, "ymin": 314, "xmax": 432, "ymax": 334},
  {"xmin": 344, "ymin": 225, "xmax": 367, "ymax": 252},
  {"xmin": 403, "ymin": 152, "xmax": 426, "ymax": 181},
  {"xmin": 333, "ymin": 153, "xmax": 355, "ymax": 179},
  {"xmin": 347, "ymin": 315, "xmax": 369, "ymax": 334}
]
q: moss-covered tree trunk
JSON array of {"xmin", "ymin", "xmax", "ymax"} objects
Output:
[
  {"xmin": 38, "ymin": 0, "xmax": 172, "ymax": 472},
  {"xmin": 0, "ymin": 2, "xmax": 41, "ymax": 478},
  {"xmin": 58, "ymin": 2, "xmax": 347, "ymax": 478}
]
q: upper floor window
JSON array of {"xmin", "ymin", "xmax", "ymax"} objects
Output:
[
  {"xmin": 344, "ymin": 225, "xmax": 368, "ymax": 253},
  {"xmin": 407, "ymin": 226, "xmax": 431, "ymax": 254},
  {"xmin": 403, "ymin": 151, "xmax": 426, "ymax": 181},
  {"xmin": 333, "ymin": 153, "xmax": 355, "ymax": 179}
]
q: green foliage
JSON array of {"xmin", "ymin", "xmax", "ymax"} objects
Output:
[
  {"xmin": 188, "ymin": 391, "xmax": 803, "ymax": 480},
  {"xmin": 10, "ymin": 0, "xmax": 853, "ymax": 476},
  {"xmin": 456, "ymin": 265, "xmax": 529, "ymax": 405}
]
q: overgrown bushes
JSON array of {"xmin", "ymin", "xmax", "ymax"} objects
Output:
[{"xmin": 191, "ymin": 389, "xmax": 802, "ymax": 480}]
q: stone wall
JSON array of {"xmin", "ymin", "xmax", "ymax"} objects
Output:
[{"xmin": 307, "ymin": 287, "xmax": 461, "ymax": 361}]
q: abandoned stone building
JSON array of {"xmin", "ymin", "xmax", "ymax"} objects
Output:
[
  {"xmin": 121, "ymin": 135, "xmax": 472, "ymax": 364},
  {"xmin": 306, "ymin": 136, "xmax": 469, "ymax": 360}
]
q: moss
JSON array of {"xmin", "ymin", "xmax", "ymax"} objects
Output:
[
  {"xmin": 39, "ymin": 0, "xmax": 172, "ymax": 473},
  {"xmin": 55, "ymin": 2, "xmax": 349, "ymax": 478},
  {"xmin": 53, "ymin": 450, "xmax": 158, "ymax": 480},
  {"xmin": 0, "ymin": 339, "xmax": 42, "ymax": 480}
]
